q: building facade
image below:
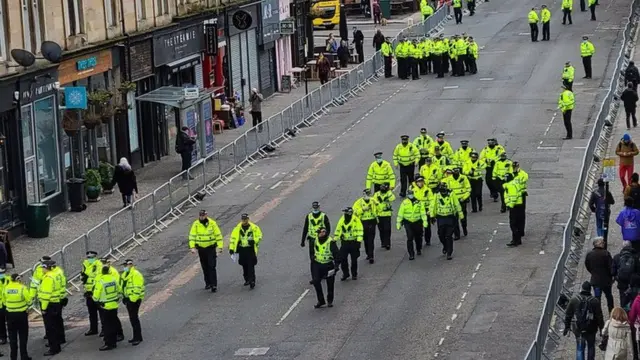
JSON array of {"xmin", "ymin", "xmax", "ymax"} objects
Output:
[
  {"xmin": 277, "ymin": 0, "xmax": 294, "ymax": 91},
  {"xmin": 227, "ymin": 3, "xmax": 261, "ymax": 105}
]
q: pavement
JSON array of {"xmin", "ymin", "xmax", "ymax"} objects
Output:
[
  {"xmin": 551, "ymin": 29, "xmax": 640, "ymax": 360},
  {"xmin": 9, "ymin": 0, "xmax": 633, "ymax": 359}
]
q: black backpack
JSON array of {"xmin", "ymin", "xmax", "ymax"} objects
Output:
[
  {"xmin": 630, "ymin": 186, "xmax": 640, "ymax": 209},
  {"xmin": 575, "ymin": 295, "xmax": 595, "ymax": 333},
  {"xmin": 617, "ymin": 252, "xmax": 638, "ymax": 285}
]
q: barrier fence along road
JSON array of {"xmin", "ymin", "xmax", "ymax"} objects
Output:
[
  {"xmin": 523, "ymin": 1, "xmax": 640, "ymax": 359},
  {"xmin": 21, "ymin": 7, "xmax": 452, "ymax": 311}
]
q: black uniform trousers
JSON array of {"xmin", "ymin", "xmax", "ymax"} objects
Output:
[
  {"xmin": 542, "ymin": 22, "xmax": 550, "ymax": 40},
  {"xmin": 563, "ymin": 79, "xmax": 573, "ymax": 91},
  {"xmin": 455, "ymin": 56, "xmax": 466, "ymax": 76},
  {"xmin": 0, "ymin": 308, "xmax": 7, "ymax": 340},
  {"xmin": 485, "ymin": 166, "xmax": 498, "ymax": 199},
  {"xmin": 562, "ymin": 9, "xmax": 572, "ymax": 24},
  {"xmin": 454, "ymin": 7, "xmax": 462, "ymax": 23},
  {"xmin": 98, "ymin": 306, "xmax": 123, "ymax": 337},
  {"xmin": 424, "ymin": 215, "xmax": 432, "ymax": 245},
  {"xmin": 509, "ymin": 204, "xmax": 525, "ymax": 245},
  {"xmin": 340, "ymin": 241, "xmax": 360, "ymax": 278},
  {"xmin": 443, "ymin": 53, "xmax": 450, "ymax": 73},
  {"xmin": 238, "ymin": 246, "xmax": 257, "ymax": 283},
  {"xmin": 197, "ymin": 246, "xmax": 218, "ymax": 287},
  {"xmin": 426, "ymin": 55, "xmax": 433, "ymax": 73},
  {"xmin": 590, "ymin": 4, "xmax": 596, "ymax": 20},
  {"xmin": 384, "ymin": 56, "xmax": 392, "ymax": 77},
  {"xmin": 57, "ymin": 302, "xmax": 65, "ymax": 343},
  {"xmin": 398, "ymin": 58, "xmax": 407, "ymax": 79},
  {"xmin": 435, "ymin": 54, "xmax": 445, "ymax": 77},
  {"xmin": 411, "ymin": 57, "xmax": 419, "ymax": 80},
  {"xmin": 362, "ymin": 219, "xmax": 377, "ymax": 259},
  {"xmin": 437, "ymin": 216, "xmax": 457, "ymax": 256},
  {"xmin": 43, "ymin": 303, "xmax": 62, "ymax": 353},
  {"xmin": 102, "ymin": 308, "xmax": 119, "ymax": 348},
  {"xmin": 469, "ymin": 178, "xmax": 483, "ymax": 211},
  {"xmin": 580, "ymin": 0, "xmax": 586, "ymax": 11},
  {"xmin": 467, "ymin": 0, "xmax": 475, "ymax": 15},
  {"xmin": 399, "ymin": 164, "xmax": 415, "ymax": 196},
  {"xmin": 307, "ymin": 237, "xmax": 316, "ymax": 277},
  {"xmin": 86, "ymin": 295, "xmax": 100, "ymax": 332},
  {"xmin": 125, "ymin": 300, "xmax": 143, "ymax": 341},
  {"xmin": 403, "ymin": 220, "xmax": 424, "ymax": 257},
  {"xmin": 377, "ymin": 216, "xmax": 392, "ymax": 248},
  {"xmin": 529, "ymin": 23, "xmax": 539, "ymax": 42},
  {"xmin": 582, "ymin": 56, "xmax": 592, "ymax": 78},
  {"xmin": 496, "ymin": 179, "xmax": 507, "ymax": 211},
  {"xmin": 419, "ymin": 57, "xmax": 427, "ymax": 75},
  {"xmin": 7, "ymin": 311, "xmax": 28, "ymax": 360},
  {"xmin": 312, "ymin": 262, "xmax": 336, "ymax": 304},
  {"xmin": 453, "ymin": 200, "xmax": 468, "ymax": 238},
  {"xmin": 563, "ymin": 110, "xmax": 573, "ymax": 138},
  {"xmin": 521, "ymin": 196, "xmax": 527, "ymax": 235},
  {"xmin": 450, "ymin": 56, "xmax": 456, "ymax": 75}
]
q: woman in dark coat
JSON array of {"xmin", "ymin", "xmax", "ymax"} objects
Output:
[{"xmin": 111, "ymin": 157, "xmax": 138, "ymax": 207}]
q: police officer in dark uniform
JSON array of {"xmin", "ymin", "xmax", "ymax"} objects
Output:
[
  {"xmin": 310, "ymin": 227, "xmax": 341, "ymax": 308},
  {"xmin": 301, "ymin": 202, "xmax": 331, "ymax": 284}
]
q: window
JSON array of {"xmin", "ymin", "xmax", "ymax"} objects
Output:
[
  {"xmin": 156, "ymin": 0, "xmax": 169, "ymax": 15},
  {"xmin": 104, "ymin": 0, "xmax": 116, "ymax": 27},
  {"xmin": 33, "ymin": 96, "xmax": 60, "ymax": 200},
  {"xmin": 66, "ymin": 0, "xmax": 84, "ymax": 35},
  {"xmin": 135, "ymin": 0, "xmax": 146, "ymax": 20},
  {"xmin": 0, "ymin": 1, "xmax": 7, "ymax": 60},
  {"xmin": 21, "ymin": 105, "xmax": 34, "ymax": 159}
]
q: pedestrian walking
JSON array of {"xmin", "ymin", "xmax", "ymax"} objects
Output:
[
  {"xmin": 616, "ymin": 198, "xmax": 640, "ymax": 251},
  {"xmin": 614, "ymin": 242, "xmax": 640, "ymax": 309},
  {"xmin": 301, "ymin": 202, "xmax": 331, "ymax": 284},
  {"xmin": 175, "ymin": 126, "xmax": 196, "ymax": 179},
  {"xmin": 4, "ymin": 274, "xmax": 29, "ymax": 360},
  {"xmin": 479, "ymin": 138, "xmax": 505, "ymax": 201},
  {"xmin": 334, "ymin": 208, "xmax": 363, "ymax": 281},
  {"xmin": 189, "ymin": 210, "xmax": 224, "ymax": 292},
  {"xmin": 581, "ymin": 36, "xmax": 596, "ymax": 79},
  {"xmin": 589, "ymin": 0, "xmax": 596, "ymax": 20},
  {"xmin": 38, "ymin": 262, "xmax": 61, "ymax": 356},
  {"xmin": 603, "ymin": 307, "xmax": 633, "ymax": 360},
  {"xmin": 93, "ymin": 265, "xmax": 120, "ymax": 351},
  {"xmin": 229, "ymin": 214, "xmax": 263, "ymax": 289},
  {"xmin": 563, "ymin": 281, "xmax": 605, "ymax": 360},
  {"xmin": 616, "ymin": 133, "xmax": 639, "ymax": 188},
  {"xmin": 453, "ymin": 0, "xmax": 463, "ymax": 23},
  {"xmin": 352, "ymin": 27, "xmax": 365, "ymax": 63},
  {"xmin": 374, "ymin": 183, "xmax": 395, "ymax": 250},
  {"xmin": 503, "ymin": 173, "xmax": 525, "ymax": 247},
  {"xmin": 621, "ymin": 83, "xmax": 639, "ymax": 129},
  {"xmin": 393, "ymin": 135, "xmax": 420, "ymax": 197},
  {"xmin": 381, "ymin": 38, "xmax": 394, "ymax": 77},
  {"xmin": 541, "ymin": 5, "xmax": 551, "ymax": 40},
  {"xmin": 625, "ymin": 61, "xmax": 640, "ymax": 91},
  {"xmin": 562, "ymin": 61, "xmax": 575, "ymax": 90},
  {"xmin": 429, "ymin": 183, "xmax": 463, "ymax": 260},
  {"xmin": 589, "ymin": 178, "xmax": 615, "ymax": 237},
  {"xmin": 584, "ymin": 237, "xmax": 614, "ymax": 313},
  {"xmin": 111, "ymin": 157, "xmax": 138, "ymax": 207},
  {"xmin": 81, "ymin": 251, "xmax": 103, "ymax": 336},
  {"xmin": 625, "ymin": 173, "xmax": 640, "ymax": 209},
  {"xmin": 464, "ymin": 152, "xmax": 485, "ymax": 212},
  {"xmin": 397, "ymin": 189, "xmax": 428, "ymax": 260},
  {"xmin": 372, "ymin": 1, "xmax": 381, "ymax": 24}
]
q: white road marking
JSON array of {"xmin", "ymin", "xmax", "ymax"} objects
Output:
[
  {"xmin": 456, "ymin": 302, "xmax": 462, "ymax": 310},
  {"xmin": 471, "ymin": 272, "xmax": 477, "ymax": 279},
  {"xmin": 462, "ymin": 292, "xmax": 467, "ymax": 299},
  {"xmin": 446, "ymin": 325, "xmax": 451, "ymax": 331},
  {"xmin": 475, "ymin": 263, "xmax": 482, "ymax": 271},
  {"xmin": 275, "ymin": 289, "xmax": 310, "ymax": 325},
  {"xmin": 451, "ymin": 313, "xmax": 458, "ymax": 321},
  {"xmin": 539, "ymin": 250, "xmax": 545, "ymax": 255},
  {"xmin": 443, "ymin": 85, "xmax": 459, "ymax": 89},
  {"xmin": 498, "ymin": 222, "xmax": 509, "ymax": 225},
  {"xmin": 241, "ymin": 183, "xmax": 253, "ymax": 191},
  {"xmin": 479, "ymin": 77, "xmax": 494, "ymax": 81},
  {"xmin": 255, "ymin": 185, "xmax": 262, "ymax": 191},
  {"xmin": 438, "ymin": 337, "xmax": 445, "ymax": 346},
  {"xmin": 574, "ymin": 146, "xmax": 587, "ymax": 149},
  {"xmin": 270, "ymin": 172, "xmax": 281, "ymax": 179},
  {"xmin": 481, "ymin": 50, "xmax": 507, "ymax": 54},
  {"xmin": 518, "ymin": 32, "xmax": 531, "ymax": 35},
  {"xmin": 537, "ymin": 146, "xmax": 558, "ymax": 150},
  {"xmin": 573, "ymin": 82, "xmax": 585, "ymax": 86},
  {"xmin": 234, "ymin": 347, "xmax": 270, "ymax": 356},
  {"xmin": 269, "ymin": 180, "xmax": 293, "ymax": 190}
]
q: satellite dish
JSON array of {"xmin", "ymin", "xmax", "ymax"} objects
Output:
[
  {"xmin": 41, "ymin": 41, "xmax": 62, "ymax": 63},
  {"xmin": 10, "ymin": 49, "xmax": 35, "ymax": 67}
]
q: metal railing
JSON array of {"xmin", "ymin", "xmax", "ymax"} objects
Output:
[
  {"xmin": 21, "ymin": 6, "xmax": 452, "ymax": 297},
  {"xmin": 523, "ymin": 1, "xmax": 640, "ymax": 359}
]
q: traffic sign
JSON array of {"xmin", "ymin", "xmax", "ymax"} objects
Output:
[{"xmin": 602, "ymin": 157, "xmax": 617, "ymax": 182}]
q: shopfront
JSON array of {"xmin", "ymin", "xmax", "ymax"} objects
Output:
[
  {"xmin": 123, "ymin": 38, "xmax": 157, "ymax": 167},
  {"xmin": 17, "ymin": 67, "xmax": 65, "ymax": 217},
  {"xmin": 0, "ymin": 79, "xmax": 18, "ymax": 230},
  {"xmin": 58, "ymin": 49, "xmax": 116, "ymax": 180},
  {"xmin": 277, "ymin": 0, "xmax": 294, "ymax": 91},
  {"xmin": 259, "ymin": 0, "xmax": 280, "ymax": 97},
  {"xmin": 227, "ymin": 3, "xmax": 261, "ymax": 104},
  {"xmin": 291, "ymin": 0, "xmax": 310, "ymax": 67},
  {"xmin": 202, "ymin": 15, "xmax": 228, "ymax": 92},
  {"xmin": 154, "ymin": 24, "xmax": 206, "ymax": 88}
]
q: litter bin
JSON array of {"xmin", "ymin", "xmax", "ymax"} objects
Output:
[
  {"xmin": 67, "ymin": 178, "xmax": 87, "ymax": 212},
  {"xmin": 26, "ymin": 203, "xmax": 50, "ymax": 238},
  {"xmin": 380, "ymin": 0, "xmax": 391, "ymax": 19}
]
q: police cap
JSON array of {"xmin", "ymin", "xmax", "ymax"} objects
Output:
[
  {"xmin": 374, "ymin": 151, "xmax": 383, "ymax": 157},
  {"xmin": 343, "ymin": 207, "xmax": 354, "ymax": 214},
  {"xmin": 86, "ymin": 251, "xmax": 98, "ymax": 258},
  {"xmin": 513, "ymin": 161, "xmax": 520, "ymax": 167},
  {"xmin": 470, "ymin": 152, "xmax": 479, "ymax": 157},
  {"xmin": 40, "ymin": 256, "xmax": 51, "ymax": 262},
  {"xmin": 241, "ymin": 213, "xmax": 250, "ymax": 220},
  {"xmin": 445, "ymin": 168, "xmax": 453, "ymax": 173},
  {"xmin": 363, "ymin": 189, "xmax": 371, "ymax": 195},
  {"xmin": 420, "ymin": 128, "xmax": 427, "ymax": 133},
  {"xmin": 436, "ymin": 132, "xmax": 445, "ymax": 138},
  {"xmin": 312, "ymin": 201, "xmax": 320, "ymax": 209},
  {"xmin": 199, "ymin": 209, "xmax": 207, "ymax": 216},
  {"xmin": 121, "ymin": 259, "xmax": 134, "ymax": 266},
  {"xmin": 401, "ymin": 135, "xmax": 410, "ymax": 140},
  {"xmin": 415, "ymin": 176, "xmax": 425, "ymax": 182},
  {"xmin": 460, "ymin": 140, "xmax": 469, "ymax": 144}
]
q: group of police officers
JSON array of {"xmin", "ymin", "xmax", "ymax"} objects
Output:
[
  {"xmin": 0, "ymin": 252, "xmax": 146, "ymax": 358},
  {"xmin": 380, "ymin": 33, "xmax": 480, "ymax": 80}
]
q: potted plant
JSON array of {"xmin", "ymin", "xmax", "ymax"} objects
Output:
[
  {"xmin": 82, "ymin": 111, "xmax": 102, "ymax": 130},
  {"xmin": 118, "ymin": 81, "xmax": 137, "ymax": 94},
  {"xmin": 85, "ymin": 169, "xmax": 102, "ymax": 202},
  {"xmin": 87, "ymin": 89, "xmax": 115, "ymax": 123},
  {"xmin": 99, "ymin": 162, "xmax": 115, "ymax": 194},
  {"xmin": 62, "ymin": 110, "xmax": 81, "ymax": 136}
]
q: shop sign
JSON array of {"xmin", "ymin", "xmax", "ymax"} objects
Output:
[
  {"xmin": 19, "ymin": 69, "xmax": 59, "ymax": 103},
  {"xmin": 261, "ymin": 0, "xmax": 281, "ymax": 44},
  {"xmin": 183, "ymin": 87, "xmax": 200, "ymax": 100},
  {"xmin": 227, "ymin": 5, "xmax": 258, "ymax": 37},
  {"xmin": 280, "ymin": 19, "xmax": 295, "ymax": 35},
  {"xmin": 63, "ymin": 87, "xmax": 88, "ymax": 110},
  {"xmin": 205, "ymin": 23, "xmax": 218, "ymax": 56},
  {"xmin": 154, "ymin": 24, "xmax": 205, "ymax": 67},
  {"xmin": 58, "ymin": 50, "xmax": 112, "ymax": 85}
]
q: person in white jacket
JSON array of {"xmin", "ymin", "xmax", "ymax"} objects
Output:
[{"xmin": 603, "ymin": 307, "xmax": 634, "ymax": 360}]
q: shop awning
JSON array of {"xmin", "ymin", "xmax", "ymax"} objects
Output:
[{"xmin": 135, "ymin": 86, "xmax": 214, "ymax": 109}]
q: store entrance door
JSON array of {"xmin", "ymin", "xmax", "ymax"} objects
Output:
[{"xmin": 0, "ymin": 112, "xmax": 20, "ymax": 228}]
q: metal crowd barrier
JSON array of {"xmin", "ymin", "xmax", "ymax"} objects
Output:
[
  {"xmin": 19, "ymin": 6, "xmax": 452, "ymax": 302},
  {"xmin": 522, "ymin": 0, "xmax": 640, "ymax": 358}
]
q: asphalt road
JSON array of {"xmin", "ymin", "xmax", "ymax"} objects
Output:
[{"xmin": 21, "ymin": 0, "xmax": 632, "ymax": 359}]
